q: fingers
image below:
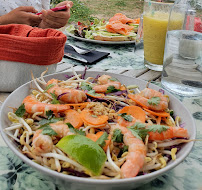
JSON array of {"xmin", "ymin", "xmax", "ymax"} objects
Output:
[
  {"xmin": 17, "ymin": 6, "xmax": 38, "ymax": 13},
  {"xmin": 56, "ymin": 1, "xmax": 73, "ymax": 8},
  {"xmin": 39, "ymin": 9, "xmax": 70, "ymax": 28}
]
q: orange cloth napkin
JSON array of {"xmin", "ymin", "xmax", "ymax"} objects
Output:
[{"xmin": 0, "ymin": 24, "xmax": 67, "ymax": 65}]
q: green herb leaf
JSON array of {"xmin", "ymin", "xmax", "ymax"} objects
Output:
[
  {"xmin": 66, "ymin": 122, "xmax": 85, "ymax": 136},
  {"xmin": 15, "ymin": 104, "xmax": 26, "ymax": 117},
  {"xmin": 148, "ymin": 124, "xmax": 169, "ymax": 133},
  {"xmin": 112, "ymin": 129, "xmax": 123, "ymax": 143},
  {"xmin": 129, "ymin": 122, "xmax": 148, "ymax": 140},
  {"xmin": 50, "ymin": 92, "xmax": 60, "ymax": 104},
  {"xmin": 44, "ymin": 84, "xmax": 55, "ymax": 92},
  {"xmin": 118, "ymin": 113, "xmax": 133, "ymax": 122},
  {"xmin": 41, "ymin": 126, "xmax": 58, "ymax": 136},
  {"xmin": 87, "ymin": 90, "xmax": 102, "ymax": 97},
  {"xmin": 109, "ymin": 77, "xmax": 119, "ymax": 82},
  {"xmin": 96, "ymin": 132, "xmax": 108, "ymax": 148},
  {"xmin": 81, "ymin": 82, "xmax": 92, "ymax": 91},
  {"xmin": 106, "ymin": 86, "xmax": 120, "ymax": 93},
  {"xmin": 39, "ymin": 117, "xmax": 64, "ymax": 128},
  {"xmin": 122, "ymin": 145, "xmax": 128, "ymax": 153},
  {"xmin": 147, "ymin": 97, "xmax": 160, "ymax": 106},
  {"xmin": 46, "ymin": 110, "xmax": 54, "ymax": 120},
  {"xmin": 91, "ymin": 115, "xmax": 98, "ymax": 118}
]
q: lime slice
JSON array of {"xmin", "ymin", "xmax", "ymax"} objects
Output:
[{"xmin": 56, "ymin": 135, "xmax": 107, "ymax": 176}]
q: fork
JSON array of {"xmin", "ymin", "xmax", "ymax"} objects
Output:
[{"xmin": 68, "ymin": 44, "xmax": 91, "ymax": 54}]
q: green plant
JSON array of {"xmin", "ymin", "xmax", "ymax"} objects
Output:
[
  {"xmin": 50, "ymin": 0, "xmax": 94, "ymax": 22},
  {"xmin": 115, "ymin": 1, "xmax": 126, "ymax": 7}
]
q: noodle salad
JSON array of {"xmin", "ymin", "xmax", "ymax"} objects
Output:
[{"xmin": 4, "ymin": 68, "xmax": 192, "ymax": 179}]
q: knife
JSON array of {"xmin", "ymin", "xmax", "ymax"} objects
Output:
[{"xmin": 64, "ymin": 53, "xmax": 88, "ymax": 63}]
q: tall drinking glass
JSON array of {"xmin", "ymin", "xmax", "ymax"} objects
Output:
[
  {"xmin": 161, "ymin": 0, "xmax": 202, "ymax": 96},
  {"xmin": 143, "ymin": 1, "xmax": 184, "ymax": 71}
]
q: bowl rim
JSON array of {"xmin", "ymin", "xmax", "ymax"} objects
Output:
[{"xmin": 0, "ymin": 70, "xmax": 196, "ymax": 184}]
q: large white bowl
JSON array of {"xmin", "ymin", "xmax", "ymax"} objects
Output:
[{"xmin": 0, "ymin": 71, "xmax": 196, "ymax": 190}]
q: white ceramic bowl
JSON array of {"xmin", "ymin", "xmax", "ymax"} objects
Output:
[{"xmin": 0, "ymin": 71, "xmax": 196, "ymax": 190}]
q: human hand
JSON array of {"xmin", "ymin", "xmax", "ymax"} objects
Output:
[
  {"xmin": 38, "ymin": 1, "xmax": 73, "ymax": 29},
  {"xmin": 0, "ymin": 6, "xmax": 41, "ymax": 26}
]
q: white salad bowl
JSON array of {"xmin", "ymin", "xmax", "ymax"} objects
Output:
[{"xmin": 0, "ymin": 71, "xmax": 196, "ymax": 190}]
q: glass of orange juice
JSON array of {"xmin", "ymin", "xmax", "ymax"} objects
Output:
[{"xmin": 143, "ymin": 1, "xmax": 184, "ymax": 71}]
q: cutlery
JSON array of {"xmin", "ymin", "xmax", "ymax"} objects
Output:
[
  {"xmin": 67, "ymin": 44, "xmax": 91, "ymax": 54},
  {"xmin": 64, "ymin": 53, "xmax": 88, "ymax": 63}
]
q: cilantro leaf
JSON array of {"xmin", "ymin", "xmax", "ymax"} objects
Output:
[
  {"xmin": 106, "ymin": 86, "xmax": 120, "ymax": 94},
  {"xmin": 15, "ymin": 104, "xmax": 26, "ymax": 117},
  {"xmin": 109, "ymin": 77, "xmax": 119, "ymax": 82},
  {"xmin": 147, "ymin": 97, "xmax": 160, "ymax": 106},
  {"xmin": 122, "ymin": 145, "xmax": 128, "ymax": 153},
  {"xmin": 41, "ymin": 126, "xmax": 58, "ymax": 136},
  {"xmin": 129, "ymin": 122, "xmax": 148, "ymax": 140},
  {"xmin": 112, "ymin": 129, "xmax": 123, "ymax": 143},
  {"xmin": 44, "ymin": 84, "xmax": 55, "ymax": 92},
  {"xmin": 87, "ymin": 90, "xmax": 102, "ymax": 97},
  {"xmin": 80, "ymin": 82, "xmax": 92, "ymax": 91},
  {"xmin": 148, "ymin": 124, "xmax": 169, "ymax": 133},
  {"xmin": 66, "ymin": 123, "xmax": 85, "ymax": 136},
  {"xmin": 50, "ymin": 92, "xmax": 60, "ymax": 104},
  {"xmin": 39, "ymin": 117, "xmax": 64, "ymax": 128},
  {"xmin": 46, "ymin": 110, "xmax": 54, "ymax": 120},
  {"xmin": 96, "ymin": 132, "xmax": 108, "ymax": 148},
  {"xmin": 118, "ymin": 113, "xmax": 133, "ymax": 122}
]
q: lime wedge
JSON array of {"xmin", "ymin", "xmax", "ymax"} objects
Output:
[{"xmin": 56, "ymin": 135, "xmax": 107, "ymax": 176}]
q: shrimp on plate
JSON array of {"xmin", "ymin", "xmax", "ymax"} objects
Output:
[
  {"xmin": 93, "ymin": 75, "xmax": 121, "ymax": 93},
  {"xmin": 128, "ymin": 88, "xmax": 169, "ymax": 111},
  {"xmin": 47, "ymin": 79, "xmax": 87, "ymax": 103},
  {"xmin": 23, "ymin": 95, "xmax": 70, "ymax": 114},
  {"xmin": 112, "ymin": 124, "xmax": 147, "ymax": 178}
]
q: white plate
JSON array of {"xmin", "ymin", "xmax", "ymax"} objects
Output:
[
  {"xmin": 65, "ymin": 31, "xmax": 136, "ymax": 44},
  {"xmin": 0, "ymin": 71, "xmax": 196, "ymax": 190}
]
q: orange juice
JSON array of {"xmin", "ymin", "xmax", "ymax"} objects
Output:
[{"xmin": 143, "ymin": 12, "xmax": 183, "ymax": 65}]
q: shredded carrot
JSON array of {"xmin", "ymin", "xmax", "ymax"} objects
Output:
[
  {"xmin": 64, "ymin": 109, "xmax": 83, "ymax": 128},
  {"xmin": 80, "ymin": 109, "xmax": 108, "ymax": 126},
  {"xmin": 157, "ymin": 116, "xmax": 162, "ymax": 125},
  {"xmin": 134, "ymin": 18, "xmax": 140, "ymax": 24},
  {"xmin": 86, "ymin": 92, "xmax": 105, "ymax": 99},
  {"xmin": 143, "ymin": 108, "xmax": 170, "ymax": 117},
  {"xmin": 86, "ymin": 131, "xmax": 111, "ymax": 152}
]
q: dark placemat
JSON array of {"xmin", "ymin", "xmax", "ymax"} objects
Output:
[{"xmin": 64, "ymin": 44, "xmax": 110, "ymax": 64}]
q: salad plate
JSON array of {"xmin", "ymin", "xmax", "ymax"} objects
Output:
[
  {"xmin": 65, "ymin": 30, "xmax": 137, "ymax": 45},
  {"xmin": 0, "ymin": 70, "xmax": 196, "ymax": 190}
]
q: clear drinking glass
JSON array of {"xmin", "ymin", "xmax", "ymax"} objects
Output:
[
  {"xmin": 161, "ymin": 0, "xmax": 202, "ymax": 96},
  {"xmin": 143, "ymin": 1, "xmax": 177, "ymax": 71}
]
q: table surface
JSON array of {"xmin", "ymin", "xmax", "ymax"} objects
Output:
[{"xmin": 0, "ymin": 37, "xmax": 202, "ymax": 190}]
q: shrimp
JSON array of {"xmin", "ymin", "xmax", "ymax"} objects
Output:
[
  {"xmin": 32, "ymin": 122, "xmax": 73, "ymax": 155},
  {"xmin": 47, "ymin": 79, "xmax": 87, "ymax": 103},
  {"xmin": 32, "ymin": 129, "xmax": 53, "ymax": 155},
  {"xmin": 129, "ymin": 88, "xmax": 168, "ymax": 111},
  {"xmin": 112, "ymin": 124, "xmax": 146, "ymax": 178},
  {"xmin": 93, "ymin": 75, "xmax": 121, "ymax": 93},
  {"xmin": 23, "ymin": 95, "xmax": 70, "ymax": 114},
  {"xmin": 148, "ymin": 126, "xmax": 189, "ymax": 141}
]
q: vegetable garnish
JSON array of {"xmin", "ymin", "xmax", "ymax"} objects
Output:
[
  {"xmin": 128, "ymin": 123, "xmax": 169, "ymax": 140},
  {"xmin": 41, "ymin": 126, "xmax": 58, "ymax": 136},
  {"xmin": 106, "ymin": 86, "xmax": 120, "ymax": 94},
  {"xmin": 50, "ymin": 91, "xmax": 60, "ymax": 104},
  {"xmin": 66, "ymin": 122, "xmax": 85, "ymax": 136},
  {"xmin": 15, "ymin": 104, "xmax": 26, "ymax": 117},
  {"xmin": 81, "ymin": 82, "xmax": 93, "ymax": 91},
  {"xmin": 44, "ymin": 84, "xmax": 55, "ymax": 92},
  {"xmin": 147, "ymin": 97, "xmax": 160, "ymax": 106},
  {"xmin": 118, "ymin": 113, "xmax": 133, "ymax": 122},
  {"xmin": 96, "ymin": 132, "xmax": 109, "ymax": 148},
  {"xmin": 112, "ymin": 129, "xmax": 123, "ymax": 143}
]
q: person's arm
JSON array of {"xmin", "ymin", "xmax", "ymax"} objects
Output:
[
  {"xmin": 0, "ymin": 6, "xmax": 41, "ymax": 26},
  {"xmin": 38, "ymin": 1, "xmax": 73, "ymax": 29}
]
